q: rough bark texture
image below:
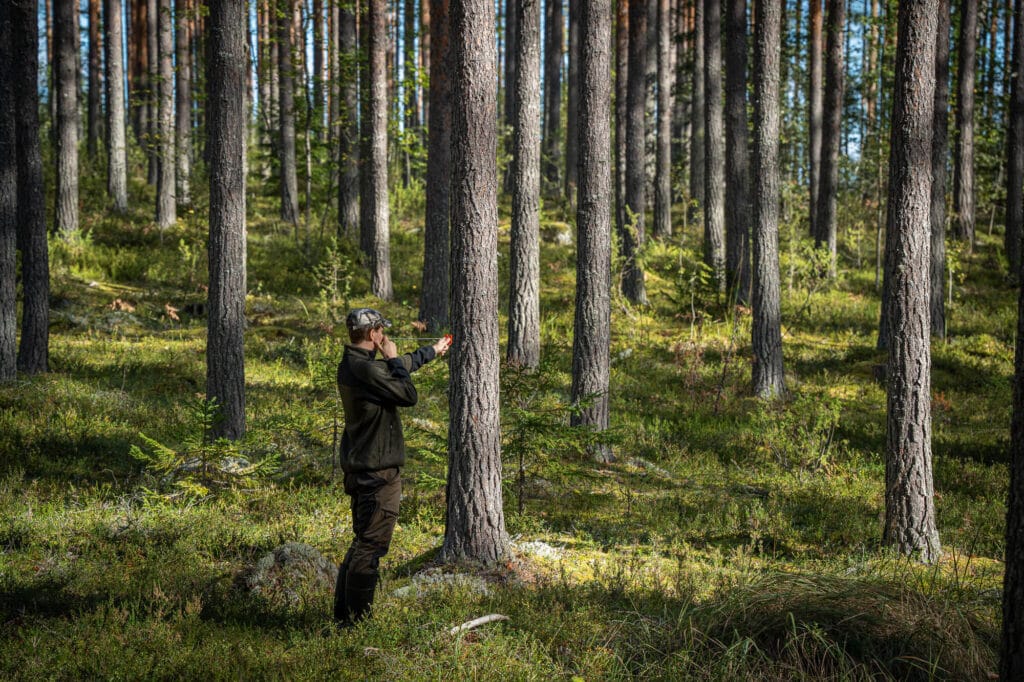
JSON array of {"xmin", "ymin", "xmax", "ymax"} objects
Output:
[
  {"xmin": 572, "ymin": 0, "xmax": 613, "ymax": 463},
  {"xmin": 279, "ymin": 0, "xmax": 299, "ymax": 225},
  {"xmin": 808, "ymin": 0, "xmax": 822, "ymax": 238},
  {"xmin": 337, "ymin": 1, "xmax": 359, "ymax": 237},
  {"xmin": 670, "ymin": 0, "xmax": 688, "ymax": 194},
  {"xmin": 1005, "ymin": 0, "xmax": 1024, "ymax": 280},
  {"xmin": 615, "ymin": 0, "xmax": 628, "ymax": 244},
  {"xmin": 623, "ymin": 0, "xmax": 648, "ymax": 304},
  {"xmin": 147, "ymin": 0, "xmax": 159, "ymax": 185},
  {"xmin": 0, "ymin": 3, "xmax": 16, "ymax": 381},
  {"xmin": 565, "ymin": 0, "xmax": 580, "ymax": 200},
  {"xmin": 814, "ymin": 0, "xmax": 843, "ymax": 277},
  {"xmin": 953, "ymin": 0, "xmax": 976, "ymax": 247},
  {"xmin": 362, "ymin": 0, "xmax": 392, "ymax": 300},
  {"xmin": 504, "ymin": 0, "xmax": 518, "ymax": 133},
  {"xmin": 176, "ymin": 0, "xmax": 193, "ymax": 207},
  {"xmin": 314, "ymin": 0, "xmax": 325, "ymax": 120},
  {"xmin": 13, "ymin": 0, "xmax": 49, "ymax": 374},
  {"xmin": 931, "ymin": 0, "xmax": 950, "ymax": 335},
  {"xmin": 883, "ymin": 0, "xmax": 941, "ymax": 564},
  {"xmin": 105, "ymin": 0, "xmax": 129, "ymax": 212},
  {"xmin": 156, "ymin": 0, "xmax": 177, "ymax": 228},
  {"xmin": 703, "ymin": 0, "xmax": 726, "ymax": 293},
  {"xmin": 55, "ymin": 0, "xmax": 79, "ymax": 236},
  {"xmin": 653, "ymin": 0, "xmax": 671, "ymax": 238},
  {"xmin": 130, "ymin": 0, "xmax": 150, "ymax": 146},
  {"xmin": 206, "ymin": 0, "xmax": 248, "ymax": 441},
  {"xmin": 441, "ymin": 0, "xmax": 510, "ymax": 565},
  {"xmin": 88, "ymin": 0, "xmax": 103, "ymax": 159},
  {"xmin": 420, "ymin": 0, "xmax": 451, "ymax": 330},
  {"xmin": 508, "ymin": 0, "xmax": 541, "ymax": 369},
  {"xmin": 542, "ymin": 0, "xmax": 563, "ymax": 189},
  {"xmin": 689, "ymin": 0, "xmax": 704, "ymax": 218},
  {"xmin": 724, "ymin": 0, "xmax": 749, "ymax": 300},
  {"xmin": 751, "ymin": 0, "xmax": 784, "ymax": 399}
]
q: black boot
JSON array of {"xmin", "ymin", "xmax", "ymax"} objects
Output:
[
  {"xmin": 345, "ymin": 572, "xmax": 379, "ymax": 623},
  {"xmin": 333, "ymin": 562, "xmax": 350, "ymax": 627}
]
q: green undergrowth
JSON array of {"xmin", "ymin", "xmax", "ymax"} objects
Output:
[{"xmin": 0, "ymin": 171, "xmax": 1014, "ymax": 679}]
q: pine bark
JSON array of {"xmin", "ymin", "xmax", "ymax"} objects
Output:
[
  {"xmin": 670, "ymin": 0, "xmax": 688, "ymax": 192},
  {"xmin": 931, "ymin": 0, "xmax": 950, "ymax": 335},
  {"xmin": 176, "ymin": 0, "xmax": 193, "ymax": 207},
  {"xmin": 156, "ymin": 0, "xmax": 176, "ymax": 228},
  {"xmin": 129, "ymin": 0, "xmax": 149, "ymax": 141},
  {"xmin": 13, "ymin": 0, "xmax": 49, "ymax": 374},
  {"xmin": 504, "ymin": 0, "xmax": 518, "ymax": 144},
  {"xmin": 147, "ymin": 0, "xmax": 158, "ymax": 185},
  {"xmin": 1005, "ymin": 0, "xmax": 1024, "ymax": 280},
  {"xmin": 615, "ymin": 0, "xmax": 628, "ymax": 242},
  {"xmin": 403, "ymin": 0, "xmax": 418, "ymax": 133},
  {"xmin": 362, "ymin": 0, "xmax": 393, "ymax": 299},
  {"xmin": 314, "ymin": 0, "xmax": 325, "ymax": 120},
  {"xmin": 653, "ymin": 0, "xmax": 671, "ymax": 238},
  {"xmin": 703, "ymin": 0, "xmax": 726, "ymax": 293},
  {"xmin": 572, "ymin": 0, "xmax": 613, "ymax": 462},
  {"xmin": 565, "ymin": 0, "xmax": 580, "ymax": 200},
  {"xmin": 441, "ymin": 0, "xmax": 511, "ymax": 565},
  {"xmin": 105, "ymin": 0, "xmax": 129, "ymax": 212},
  {"xmin": 206, "ymin": 0, "xmax": 248, "ymax": 441},
  {"xmin": 420, "ymin": 0, "xmax": 451, "ymax": 330},
  {"xmin": 55, "ymin": 0, "xmax": 79, "ymax": 236},
  {"xmin": 508, "ymin": 0, "xmax": 541, "ymax": 368},
  {"xmin": 808, "ymin": 0, "xmax": 823, "ymax": 238},
  {"xmin": 337, "ymin": 0, "xmax": 359, "ymax": 237},
  {"xmin": 0, "ymin": 2, "xmax": 16, "ymax": 381},
  {"xmin": 542, "ymin": 0, "xmax": 563, "ymax": 189},
  {"xmin": 953, "ymin": 0, "xmax": 977, "ymax": 247},
  {"xmin": 88, "ymin": 0, "xmax": 103, "ymax": 159},
  {"xmin": 623, "ymin": 0, "xmax": 648, "ymax": 304},
  {"xmin": 751, "ymin": 0, "xmax": 784, "ymax": 399},
  {"xmin": 883, "ymin": 0, "xmax": 941, "ymax": 564},
  {"xmin": 279, "ymin": 0, "xmax": 299, "ymax": 225},
  {"xmin": 724, "ymin": 0, "xmax": 749, "ymax": 299},
  {"xmin": 815, "ymin": 0, "xmax": 844, "ymax": 277},
  {"xmin": 689, "ymin": 0, "xmax": 704, "ymax": 218}
]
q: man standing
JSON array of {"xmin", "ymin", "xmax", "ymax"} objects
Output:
[{"xmin": 334, "ymin": 308, "xmax": 451, "ymax": 627}]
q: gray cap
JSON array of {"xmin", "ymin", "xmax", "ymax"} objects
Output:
[{"xmin": 345, "ymin": 307, "xmax": 392, "ymax": 331}]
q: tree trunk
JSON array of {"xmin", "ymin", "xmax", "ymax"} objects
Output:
[
  {"xmin": 953, "ymin": 0, "xmax": 977, "ymax": 247},
  {"xmin": 623, "ymin": 0, "xmax": 648, "ymax": 304},
  {"xmin": 362, "ymin": 0, "xmax": 393, "ymax": 299},
  {"xmin": 147, "ymin": 0, "xmax": 159, "ymax": 185},
  {"xmin": 156, "ymin": 0, "xmax": 176, "ymax": 229},
  {"xmin": 176, "ymin": 0, "xmax": 193, "ymax": 207},
  {"xmin": 1005, "ymin": 0, "xmax": 1023, "ymax": 280},
  {"xmin": 883, "ymin": 0, "xmax": 941, "ymax": 564},
  {"xmin": 404, "ymin": 0, "xmax": 418, "ymax": 133},
  {"xmin": 724, "ymin": 0, "xmax": 749, "ymax": 299},
  {"xmin": 653, "ymin": 0, "xmax": 671, "ymax": 238},
  {"xmin": 278, "ymin": 0, "xmax": 299, "ymax": 225},
  {"xmin": 504, "ymin": 0, "xmax": 518, "ymax": 172},
  {"xmin": 55, "ymin": 0, "xmax": 79, "ymax": 236},
  {"xmin": 808, "ymin": 0, "xmax": 823, "ymax": 239},
  {"xmin": 931, "ymin": 0, "xmax": 950, "ymax": 335},
  {"xmin": 337, "ymin": 0, "xmax": 359, "ymax": 238},
  {"xmin": 13, "ymin": 0, "xmax": 49, "ymax": 375},
  {"xmin": 129, "ymin": 0, "xmax": 148, "ymax": 141},
  {"xmin": 508, "ymin": 0, "xmax": 541, "ymax": 369},
  {"xmin": 689, "ymin": 0, "xmax": 704, "ymax": 219},
  {"xmin": 864, "ymin": 0, "xmax": 879, "ymax": 131},
  {"xmin": 542, "ymin": 0, "xmax": 563, "ymax": 189},
  {"xmin": 441, "ymin": 0, "xmax": 511, "ymax": 565},
  {"xmin": 703, "ymin": 0, "xmax": 726, "ymax": 293},
  {"xmin": 671, "ymin": 0, "xmax": 689, "ymax": 197},
  {"xmin": 88, "ymin": 0, "xmax": 103, "ymax": 159},
  {"xmin": 751, "ymin": 0, "xmax": 784, "ymax": 399},
  {"xmin": 420, "ymin": 0, "xmax": 451, "ymax": 329},
  {"xmin": 572, "ymin": 0, "xmax": 613, "ymax": 462},
  {"xmin": 314, "ymin": 0, "xmax": 325, "ymax": 123},
  {"xmin": 565, "ymin": 0, "xmax": 580, "ymax": 200},
  {"xmin": 105, "ymin": 0, "xmax": 129, "ymax": 212},
  {"xmin": 206, "ymin": 0, "xmax": 247, "ymax": 441},
  {"xmin": 815, "ymin": 0, "xmax": 843, "ymax": 277},
  {"xmin": 615, "ymin": 0, "xmax": 628, "ymax": 244},
  {"xmin": 0, "ymin": 2, "xmax": 16, "ymax": 381},
  {"xmin": 421, "ymin": 0, "xmax": 430, "ymax": 127}
]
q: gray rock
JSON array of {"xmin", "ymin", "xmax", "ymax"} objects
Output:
[{"xmin": 238, "ymin": 542, "xmax": 338, "ymax": 605}]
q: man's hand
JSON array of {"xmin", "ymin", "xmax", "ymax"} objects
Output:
[
  {"xmin": 375, "ymin": 334, "xmax": 398, "ymax": 360},
  {"xmin": 433, "ymin": 334, "xmax": 452, "ymax": 357}
]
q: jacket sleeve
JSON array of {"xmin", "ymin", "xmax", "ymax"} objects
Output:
[
  {"xmin": 399, "ymin": 345, "xmax": 436, "ymax": 373},
  {"xmin": 354, "ymin": 358, "xmax": 419, "ymax": 407}
]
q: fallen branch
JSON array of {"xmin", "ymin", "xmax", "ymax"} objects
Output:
[{"xmin": 448, "ymin": 614, "xmax": 509, "ymax": 636}]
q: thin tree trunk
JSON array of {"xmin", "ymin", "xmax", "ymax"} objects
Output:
[
  {"xmin": 932, "ymin": 0, "xmax": 951, "ymax": 335},
  {"xmin": 504, "ymin": 0, "xmax": 517, "ymax": 154},
  {"xmin": 314, "ymin": 0, "xmax": 325, "ymax": 125},
  {"xmin": 88, "ymin": 0, "xmax": 103, "ymax": 159},
  {"xmin": 0, "ymin": 2, "xmax": 16, "ymax": 381},
  {"xmin": 572, "ymin": 0, "xmax": 613, "ymax": 462},
  {"xmin": 176, "ymin": 0, "xmax": 193, "ymax": 207},
  {"xmin": 542, "ymin": 0, "xmax": 563, "ymax": 189},
  {"xmin": 337, "ymin": 0, "xmax": 359, "ymax": 237},
  {"xmin": 362, "ymin": 0, "xmax": 392, "ymax": 299},
  {"xmin": 671, "ymin": 0, "xmax": 689, "ymax": 200},
  {"xmin": 883, "ymin": 0, "xmax": 941, "ymax": 564},
  {"xmin": 207, "ymin": 0, "xmax": 247, "ymax": 441},
  {"xmin": 954, "ymin": 0, "xmax": 977, "ymax": 247},
  {"xmin": 55, "ymin": 0, "xmax": 79, "ymax": 236},
  {"xmin": 508, "ymin": 0, "xmax": 541, "ymax": 368},
  {"xmin": 809, "ymin": 0, "xmax": 823, "ymax": 238},
  {"xmin": 420, "ymin": 0, "xmax": 451, "ymax": 329},
  {"xmin": 156, "ymin": 0, "xmax": 176, "ymax": 229},
  {"xmin": 1005, "ymin": 0, "xmax": 1023, "ymax": 280},
  {"xmin": 441, "ymin": 0, "xmax": 511, "ymax": 565},
  {"xmin": 624, "ymin": 0, "xmax": 648, "ymax": 304},
  {"xmin": 865, "ymin": 0, "xmax": 879, "ymax": 131},
  {"xmin": 615, "ymin": 0, "xmax": 628, "ymax": 243},
  {"xmin": 106, "ymin": 0, "xmax": 129, "ymax": 212},
  {"xmin": 421, "ymin": 0, "xmax": 430, "ymax": 128},
  {"xmin": 815, "ymin": 0, "xmax": 844, "ymax": 277},
  {"xmin": 147, "ymin": 0, "xmax": 159, "ymax": 185},
  {"xmin": 653, "ymin": 0, "xmax": 671, "ymax": 238},
  {"xmin": 404, "ymin": 0, "xmax": 418, "ymax": 133},
  {"xmin": 689, "ymin": 0, "xmax": 704, "ymax": 219},
  {"xmin": 565, "ymin": 0, "xmax": 580, "ymax": 200},
  {"xmin": 724, "ymin": 0, "xmax": 749, "ymax": 299},
  {"xmin": 704, "ymin": 0, "xmax": 726, "ymax": 293},
  {"xmin": 279, "ymin": 0, "xmax": 300, "ymax": 225}
]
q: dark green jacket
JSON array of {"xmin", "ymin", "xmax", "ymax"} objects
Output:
[{"xmin": 337, "ymin": 344, "xmax": 435, "ymax": 473}]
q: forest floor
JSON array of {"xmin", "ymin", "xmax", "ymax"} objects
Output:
[{"xmin": 0, "ymin": 169, "xmax": 1016, "ymax": 679}]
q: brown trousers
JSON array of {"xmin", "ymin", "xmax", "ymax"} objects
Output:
[{"xmin": 341, "ymin": 466, "xmax": 401, "ymax": 577}]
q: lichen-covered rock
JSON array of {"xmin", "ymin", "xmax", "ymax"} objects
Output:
[{"xmin": 237, "ymin": 542, "xmax": 337, "ymax": 605}]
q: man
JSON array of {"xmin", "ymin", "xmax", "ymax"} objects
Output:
[{"xmin": 333, "ymin": 308, "xmax": 451, "ymax": 627}]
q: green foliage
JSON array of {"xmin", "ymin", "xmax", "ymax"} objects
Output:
[{"xmin": 748, "ymin": 392, "xmax": 844, "ymax": 473}]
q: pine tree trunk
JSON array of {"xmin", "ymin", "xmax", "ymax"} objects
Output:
[
  {"xmin": 55, "ymin": 0, "xmax": 79, "ymax": 236},
  {"xmin": 206, "ymin": 0, "xmax": 248, "ymax": 441},
  {"xmin": 156, "ymin": 0, "xmax": 177, "ymax": 229},
  {"xmin": 508, "ymin": 0, "xmax": 541, "ymax": 369},
  {"xmin": 653, "ymin": 0, "xmax": 671, "ymax": 238},
  {"xmin": 1004, "ymin": 0, "xmax": 1023, "ymax": 280},
  {"xmin": 278, "ymin": 0, "xmax": 299, "ymax": 225},
  {"xmin": 503, "ymin": 0, "xmax": 518, "ymax": 158},
  {"xmin": 864, "ymin": 0, "xmax": 879, "ymax": 131},
  {"xmin": 689, "ymin": 0, "xmax": 704, "ymax": 219},
  {"xmin": 176, "ymin": 0, "xmax": 193, "ymax": 207},
  {"xmin": 751, "ymin": 0, "xmax": 784, "ymax": 399},
  {"xmin": 931, "ymin": 0, "xmax": 951, "ymax": 335},
  {"xmin": 808, "ymin": 0, "xmax": 823, "ymax": 239},
  {"xmin": 572, "ymin": 0, "xmax": 613, "ymax": 462},
  {"xmin": 13, "ymin": 0, "xmax": 49, "ymax": 375},
  {"xmin": 441, "ymin": 0, "xmax": 510, "ymax": 565},
  {"xmin": 815, "ymin": 0, "xmax": 843, "ymax": 277},
  {"xmin": 420, "ymin": 0, "xmax": 451, "ymax": 330},
  {"xmin": 615, "ymin": 0, "xmax": 628, "ymax": 243},
  {"xmin": 337, "ymin": 1, "xmax": 359, "ymax": 237},
  {"xmin": 421, "ymin": 0, "xmax": 430, "ymax": 128},
  {"xmin": 313, "ymin": 0, "xmax": 325, "ymax": 123},
  {"xmin": 671, "ymin": 0, "xmax": 689, "ymax": 198},
  {"xmin": 0, "ymin": 2, "xmax": 17, "ymax": 381},
  {"xmin": 542, "ymin": 0, "xmax": 563, "ymax": 190},
  {"xmin": 362, "ymin": 0, "xmax": 392, "ymax": 299},
  {"xmin": 624, "ymin": 0, "xmax": 648, "ymax": 304},
  {"xmin": 703, "ymin": 0, "xmax": 726, "ymax": 293},
  {"xmin": 129, "ymin": 0, "xmax": 148, "ymax": 141},
  {"xmin": 404, "ymin": 0, "xmax": 418, "ymax": 133},
  {"xmin": 883, "ymin": 0, "xmax": 941, "ymax": 564},
  {"xmin": 954, "ymin": 0, "xmax": 977, "ymax": 247},
  {"xmin": 105, "ymin": 0, "xmax": 129, "ymax": 212},
  {"xmin": 565, "ymin": 0, "xmax": 580, "ymax": 200},
  {"xmin": 724, "ymin": 0, "xmax": 749, "ymax": 299},
  {"xmin": 147, "ymin": 0, "xmax": 159, "ymax": 185},
  {"xmin": 88, "ymin": 0, "xmax": 103, "ymax": 159}
]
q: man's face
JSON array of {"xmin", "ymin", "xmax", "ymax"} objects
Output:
[{"xmin": 368, "ymin": 326, "xmax": 384, "ymax": 345}]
